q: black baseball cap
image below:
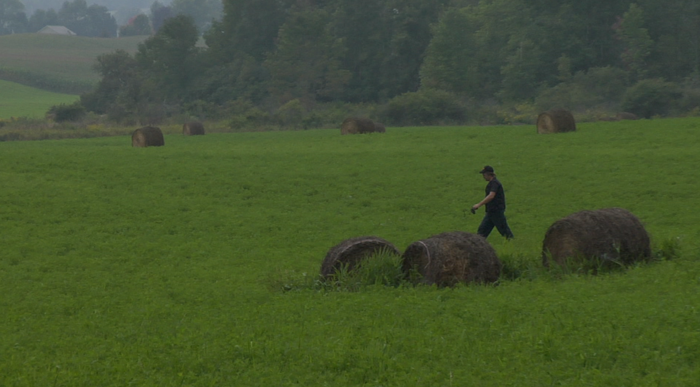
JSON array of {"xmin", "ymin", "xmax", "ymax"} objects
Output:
[{"xmin": 479, "ymin": 165, "xmax": 494, "ymax": 174}]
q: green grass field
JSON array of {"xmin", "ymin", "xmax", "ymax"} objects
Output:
[
  {"xmin": 1, "ymin": 119, "xmax": 699, "ymax": 385},
  {"xmin": 0, "ymin": 34, "xmax": 146, "ymax": 93},
  {"xmin": 0, "ymin": 80, "xmax": 78, "ymax": 119}
]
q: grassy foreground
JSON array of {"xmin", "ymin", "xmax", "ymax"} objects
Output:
[
  {"xmin": 1, "ymin": 119, "xmax": 699, "ymax": 385},
  {"xmin": 0, "ymin": 80, "xmax": 78, "ymax": 120}
]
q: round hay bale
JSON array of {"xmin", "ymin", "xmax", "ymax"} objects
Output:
[
  {"xmin": 183, "ymin": 121, "xmax": 205, "ymax": 135},
  {"xmin": 320, "ymin": 236, "xmax": 400, "ymax": 278},
  {"xmin": 616, "ymin": 112, "xmax": 638, "ymax": 120},
  {"xmin": 537, "ymin": 109, "xmax": 576, "ymax": 134},
  {"xmin": 542, "ymin": 207, "xmax": 651, "ymax": 268},
  {"xmin": 132, "ymin": 126, "xmax": 164, "ymax": 147},
  {"xmin": 341, "ymin": 117, "xmax": 378, "ymax": 135},
  {"xmin": 401, "ymin": 231, "xmax": 501, "ymax": 287},
  {"xmin": 373, "ymin": 122, "xmax": 386, "ymax": 133}
]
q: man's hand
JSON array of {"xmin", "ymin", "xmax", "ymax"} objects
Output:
[{"xmin": 470, "ymin": 208, "xmax": 477, "ymax": 214}]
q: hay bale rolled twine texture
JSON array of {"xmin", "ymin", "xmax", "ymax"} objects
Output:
[
  {"xmin": 183, "ymin": 121, "xmax": 205, "ymax": 135},
  {"xmin": 132, "ymin": 126, "xmax": 164, "ymax": 147},
  {"xmin": 320, "ymin": 236, "xmax": 400, "ymax": 278},
  {"xmin": 341, "ymin": 117, "xmax": 379, "ymax": 135},
  {"xmin": 402, "ymin": 231, "xmax": 501, "ymax": 287},
  {"xmin": 537, "ymin": 109, "xmax": 576, "ymax": 134},
  {"xmin": 542, "ymin": 207, "xmax": 651, "ymax": 267}
]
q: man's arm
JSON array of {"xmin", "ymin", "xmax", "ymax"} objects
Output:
[{"xmin": 472, "ymin": 191, "xmax": 496, "ymax": 210}]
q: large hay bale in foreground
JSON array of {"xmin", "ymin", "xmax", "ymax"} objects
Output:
[
  {"xmin": 341, "ymin": 117, "xmax": 382, "ymax": 135},
  {"xmin": 537, "ymin": 109, "xmax": 576, "ymax": 134},
  {"xmin": 542, "ymin": 208, "xmax": 651, "ymax": 268},
  {"xmin": 320, "ymin": 236, "xmax": 400, "ymax": 278},
  {"xmin": 132, "ymin": 126, "xmax": 164, "ymax": 147},
  {"xmin": 183, "ymin": 121, "xmax": 205, "ymax": 135},
  {"xmin": 402, "ymin": 231, "xmax": 501, "ymax": 287}
]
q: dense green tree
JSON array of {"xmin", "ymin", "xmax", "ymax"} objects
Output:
[
  {"xmin": 621, "ymin": 78, "xmax": 681, "ymax": 118},
  {"xmin": 0, "ymin": 0, "xmax": 27, "ymax": 34},
  {"xmin": 81, "ymin": 49, "xmax": 140, "ymax": 114},
  {"xmin": 27, "ymin": 8, "xmax": 58, "ymax": 32},
  {"xmin": 197, "ymin": 0, "xmax": 292, "ymax": 105},
  {"xmin": 264, "ymin": 8, "xmax": 350, "ymax": 105},
  {"xmin": 329, "ymin": 0, "xmax": 393, "ymax": 102},
  {"xmin": 57, "ymin": 0, "xmax": 118, "ymax": 37},
  {"xmin": 119, "ymin": 13, "xmax": 152, "ymax": 36},
  {"xmin": 379, "ymin": 0, "xmax": 448, "ymax": 98},
  {"xmin": 82, "ymin": 0, "xmax": 700, "ymax": 121},
  {"xmin": 171, "ymin": 0, "xmax": 222, "ymax": 33},
  {"xmin": 615, "ymin": 3, "xmax": 653, "ymax": 81},
  {"xmin": 499, "ymin": 38, "xmax": 547, "ymax": 101},
  {"xmin": 191, "ymin": 56, "xmax": 270, "ymax": 105},
  {"xmin": 150, "ymin": 1, "xmax": 173, "ymax": 32},
  {"xmin": 205, "ymin": 0, "xmax": 290, "ymax": 63},
  {"xmin": 637, "ymin": 0, "xmax": 700, "ymax": 81},
  {"xmin": 136, "ymin": 14, "xmax": 201, "ymax": 101},
  {"xmin": 420, "ymin": 8, "xmax": 479, "ymax": 96}
]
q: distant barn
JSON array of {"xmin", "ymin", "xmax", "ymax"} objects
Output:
[{"xmin": 37, "ymin": 26, "xmax": 77, "ymax": 36}]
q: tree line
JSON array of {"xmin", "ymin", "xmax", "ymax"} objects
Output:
[
  {"xmin": 74, "ymin": 0, "xmax": 700, "ymax": 125},
  {"xmin": 0, "ymin": 0, "xmax": 220, "ymax": 37}
]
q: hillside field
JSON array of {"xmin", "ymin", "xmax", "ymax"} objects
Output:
[
  {"xmin": 0, "ymin": 34, "xmax": 147, "ymax": 93},
  {"xmin": 1, "ymin": 119, "xmax": 699, "ymax": 385},
  {"xmin": 0, "ymin": 80, "xmax": 78, "ymax": 119}
]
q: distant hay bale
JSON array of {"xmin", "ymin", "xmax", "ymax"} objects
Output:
[
  {"xmin": 616, "ymin": 112, "xmax": 638, "ymax": 120},
  {"xmin": 401, "ymin": 231, "xmax": 501, "ymax": 287},
  {"xmin": 537, "ymin": 109, "xmax": 576, "ymax": 134},
  {"xmin": 341, "ymin": 117, "xmax": 384, "ymax": 135},
  {"xmin": 132, "ymin": 126, "xmax": 164, "ymax": 147},
  {"xmin": 320, "ymin": 236, "xmax": 400, "ymax": 278},
  {"xmin": 183, "ymin": 121, "xmax": 205, "ymax": 135},
  {"xmin": 542, "ymin": 208, "xmax": 651, "ymax": 268}
]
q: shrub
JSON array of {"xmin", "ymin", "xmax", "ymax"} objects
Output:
[
  {"xmin": 182, "ymin": 100, "xmax": 224, "ymax": 120},
  {"xmin": 47, "ymin": 102, "xmax": 87, "ymax": 123},
  {"xmin": 380, "ymin": 89, "xmax": 466, "ymax": 126},
  {"xmin": 535, "ymin": 67, "xmax": 629, "ymax": 113},
  {"xmin": 621, "ymin": 79, "xmax": 681, "ymax": 118},
  {"xmin": 275, "ymin": 99, "xmax": 305, "ymax": 128}
]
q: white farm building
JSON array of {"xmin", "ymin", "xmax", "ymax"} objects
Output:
[{"xmin": 37, "ymin": 26, "xmax": 77, "ymax": 36}]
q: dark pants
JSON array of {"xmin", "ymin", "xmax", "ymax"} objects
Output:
[{"xmin": 478, "ymin": 211, "xmax": 514, "ymax": 239}]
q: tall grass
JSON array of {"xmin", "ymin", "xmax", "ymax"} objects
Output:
[{"xmin": 0, "ymin": 118, "xmax": 699, "ymax": 385}]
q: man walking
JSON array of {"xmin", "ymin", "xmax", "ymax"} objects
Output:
[{"xmin": 472, "ymin": 165, "xmax": 514, "ymax": 240}]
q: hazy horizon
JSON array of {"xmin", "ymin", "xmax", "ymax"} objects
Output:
[{"xmin": 20, "ymin": 0, "xmax": 174, "ymax": 15}]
